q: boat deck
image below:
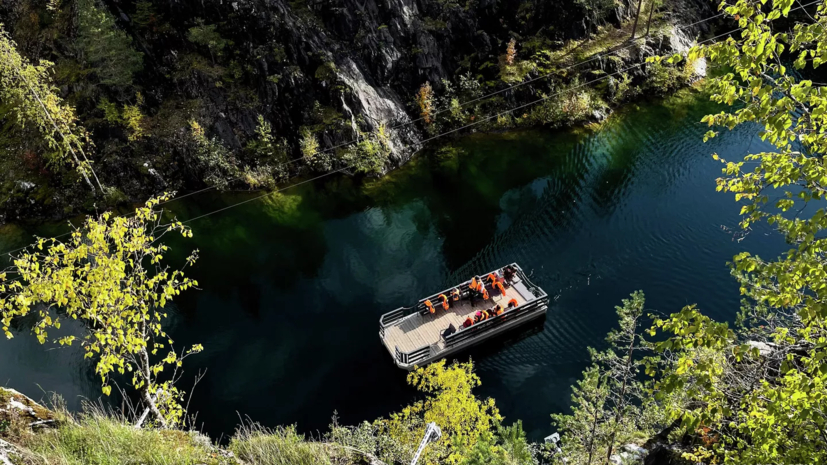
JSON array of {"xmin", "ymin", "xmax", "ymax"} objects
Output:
[{"xmin": 382, "ymin": 283, "xmax": 530, "ymax": 354}]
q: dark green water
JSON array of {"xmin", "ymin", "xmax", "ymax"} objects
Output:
[{"xmin": 0, "ymin": 89, "xmax": 786, "ymax": 440}]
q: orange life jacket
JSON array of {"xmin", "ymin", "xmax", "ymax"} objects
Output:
[
  {"xmin": 439, "ymin": 294, "xmax": 449, "ymax": 310},
  {"xmin": 425, "ymin": 299, "xmax": 435, "ymax": 313},
  {"xmin": 482, "ymin": 287, "xmax": 489, "ymax": 300},
  {"xmin": 496, "ymin": 307, "xmax": 504, "ymax": 316},
  {"xmin": 482, "ymin": 311, "xmax": 490, "ymax": 320},
  {"xmin": 451, "ymin": 288, "xmax": 460, "ymax": 301},
  {"xmin": 488, "ymin": 273, "xmax": 497, "ymax": 284},
  {"xmin": 463, "ymin": 317, "xmax": 474, "ymax": 328},
  {"xmin": 508, "ymin": 298, "xmax": 518, "ymax": 308},
  {"xmin": 473, "ymin": 312, "xmax": 482, "ymax": 323},
  {"xmin": 496, "ymin": 282, "xmax": 506, "ymax": 296},
  {"xmin": 470, "ymin": 277, "xmax": 477, "ymax": 291}
]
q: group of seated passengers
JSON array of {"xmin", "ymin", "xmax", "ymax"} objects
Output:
[{"xmin": 462, "ymin": 298, "xmax": 518, "ymax": 328}]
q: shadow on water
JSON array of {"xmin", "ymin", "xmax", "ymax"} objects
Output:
[{"xmin": 1, "ymin": 89, "xmax": 795, "ymax": 442}]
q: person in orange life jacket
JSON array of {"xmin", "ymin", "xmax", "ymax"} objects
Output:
[
  {"xmin": 451, "ymin": 288, "xmax": 461, "ymax": 302},
  {"xmin": 463, "ymin": 317, "xmax": 474, "ymax": 328},
  {"xmin": 481, "ymin": 285, "xmax": 489, "ymax": 300},
  {"xmin": 473, "ymin": 311, "xmax": 483, "ymax": 323},
  {"xmin": 438, "ymin": 293, "xmax": 449, "ymax": 310},
  {"xmin": 496, "ymin": 281, "xmax": 506, "ymax": 297},
  {"xmin": 470, "ymin": 278, "xmax": 482, "ymax": 307},
  {"xmin": 488, "ymin": 272, "xmax": 499, "ymax": 284},
  {"xmin": 508, "ymin": 298, "xmax": 518, "ymax": 308},
  {"xmin": 425, "ymin": 299, "xmax": 435, "ymax": 314}
]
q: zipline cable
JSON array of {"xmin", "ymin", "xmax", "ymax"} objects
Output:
[
  {"xmin": 147, "ymin": 6, "xmax": 741, "ymax": 207},
  {"xmin": 0, "ymin": 1, "xmax": 819, "ymax": 257},
  {"xmin": 174, "ymin": 24, "xmax": 761, "ymax": 227}
]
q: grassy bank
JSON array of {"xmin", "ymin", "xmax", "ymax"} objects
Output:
[{"xmin": 1, "ymin": 360, "xmax": 544, "ymax": 465}]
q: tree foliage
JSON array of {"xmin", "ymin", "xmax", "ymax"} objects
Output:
[
  {"xmin": 245, "ymin": 115, "xmax": 289, "ymax": 186},
  {"xmin": 187, "ymin": 22, "xmax": 230, "ymax": 62},
  {"xmin": 341, "ymin": 123, "xmax": 391, "ymax": 175},
  {"xmin": 552, "ymin": 292, "xmax": 657, "ymax": 465},
  {"xmin": 418, "ymin": 81, "xmax": 435, "ymax": 124},
  {"xmin": 76, "ymin": 0, "xmax": 143, "ymax": 88},
  {"xmin": 642, "ymin": 0, "xmax": 827, "ymax": 462},
  {"xmin": 301, "ymin": 128, "xmax": 331, "ymax": 172},
  {"xmin": 190, "ymin": 120, "xmax": 240, "ymax": 189},
  {"xmin": 0, "ymin": 25, "xmax": 102, "ymax": 192},
  {"xmin": 0, "ymin": 195, "xmax": 201, "ymax": 427},
  {"xmin": 375, "ymin": 360, "xmax": 502, "ymax": 465}
]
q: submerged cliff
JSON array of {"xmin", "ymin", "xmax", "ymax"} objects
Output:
[{"xmin": 0, "ymin": 0, "xmax": 714, "ymax": 221}]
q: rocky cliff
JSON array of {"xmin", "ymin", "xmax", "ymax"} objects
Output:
[{"xmin": 0, "ymin": 0, "xmax": 714, "ymax": 220}]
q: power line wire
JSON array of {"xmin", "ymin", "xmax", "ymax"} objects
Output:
[
  {"xmin": 171, "ymin": 24, "xmax": 761, "ymax": 228},
  {"xmin": 148, "ymin": 8, "xmax": 739, "ymax": 206},
  {"xmin": 1, "ymin": 1, "xmax": 818, "ymax": 257}
]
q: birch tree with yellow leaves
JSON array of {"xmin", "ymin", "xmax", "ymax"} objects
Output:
[
  {"xmin": 0, "ymin": 194, "xmax": 201, "ymax": 427},
  {"xmin": 0, "ymin": 25, "xmax": 103, "ymax": 193}
]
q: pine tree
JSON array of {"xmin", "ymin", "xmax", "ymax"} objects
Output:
[{"xmin": 76, "ymin": 0, "xmax": 143, "ymax": 88}]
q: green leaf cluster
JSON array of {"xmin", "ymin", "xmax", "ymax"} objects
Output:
[
  {"xmin": 76, "ymin": 0, "xmax": 143, "ymax": 88},
  {"xmin": 0, "ymin": 194, "xmax": 201, "ymax": 426}
]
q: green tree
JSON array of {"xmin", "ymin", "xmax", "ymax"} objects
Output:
[
  {"xmin": 551, "ymin": 364, "xmax": 611, "ymax": 465},
  {"xmin": 553, "ymin": 292, "xmax": 655, "ymax": 465},
  {"xmin": 99, "ymin": 93, "xmax": 146, "ymax": 141},
  {"xmin": 600, "ymin": 291, "xmax": 647, "ymax": 462},
  {"xmin": 301, "ymin": 128, "xmax": 332, "ymax": 172},
  {"xmin": 341, "ymin": 124, "xmax": 391, "ymax": 175},
  {"xmin": 645, "ymin": 0, "xmax": 827, "ymax": 461},
  {"xmin": 187, "ymin": 22, "xmax": 230, "ymax": 62},
  {"xmin": 190, "ymin": 120, "xmax": 240, "ymax": 189},
  {"xmin": 76, "ymin": 0, "xmax": 144, "ymax": 88},
  {"xmin": 375, "ymin": 359, "xmax": 503, "ymax": 465},
  {"xmin": 0, "ymin": 195, "xmax": 201, "ymax": 427},
  {"xmin": 454, "ymin": 422, "xmax": 534, "ymax": 465},
  {"xmin": 0, "ymin": 25, "xmax": 103, "ymax": 193},
  {"xmin": 246, "ymin": 115, "xmax": 289, "ymax": 184}
]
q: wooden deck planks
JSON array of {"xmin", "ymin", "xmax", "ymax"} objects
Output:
[{"xmin": 383, "ymin": 283, "xmax": 529, "ymax": 355}]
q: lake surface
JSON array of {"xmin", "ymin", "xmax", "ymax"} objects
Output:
[{"xmin": 0, "ymin": 89, "xmax": 787, "ymax": 440}]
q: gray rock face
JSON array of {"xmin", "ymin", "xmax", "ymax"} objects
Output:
[
  {"xmin": 337, "ymin": 58, "xmax": 421, "ymax": 167},
  {"xmin": 154, "ymin": 0, "xmax": 628, "ymax": 170}
]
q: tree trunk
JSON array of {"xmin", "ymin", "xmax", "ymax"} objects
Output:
[
  {"xmin": 587, "ymin": 375, "xmax": 604, "ymax": 465},
  {"xmin": 645, "ymin": 0, "xmax": 656, "ymax": 36},
  {"xmin": 605, "ymin": 320, "xmax": 640, "ymax": 464},
  {"xmin": 630, "ymin": 0, "xmax": 644, "ymax": 39},
  {"xmin": 14, "ymin": 67, "xmax": 103, "ymax": 194},
  {"xmin": 137, "ymin": 347, "xmax": 167, "ymax": 428},
  {"xmin": 587, "ymin": 403, "xmax": 599, "ymax": 465}
]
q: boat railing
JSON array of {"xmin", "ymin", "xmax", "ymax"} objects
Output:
[
  {"xmin": 395, "ymin": 344, "xmax": 431, "ymax": 366},
  {"xmin": 382, "ymin": 263, "xmax": 548, "ymax": 366},
  {"xmin": 379, "ymin": 306, "xmax": 416, "ymax": 338},
  {"xmin": 379, "ymin": 281, "xmax": 477, "ymax": 338},
  {"xmin": 443, "ymin": 295, "xmax": 549, "ymax": 349},
  {"xmin": 513, "ymin": 263, "xmax": 545, "ymax": 300}
]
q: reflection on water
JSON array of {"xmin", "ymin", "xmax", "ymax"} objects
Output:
[{"xmin": 0, "ymin": 89, "xmax": 789, "ymax": 440}]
